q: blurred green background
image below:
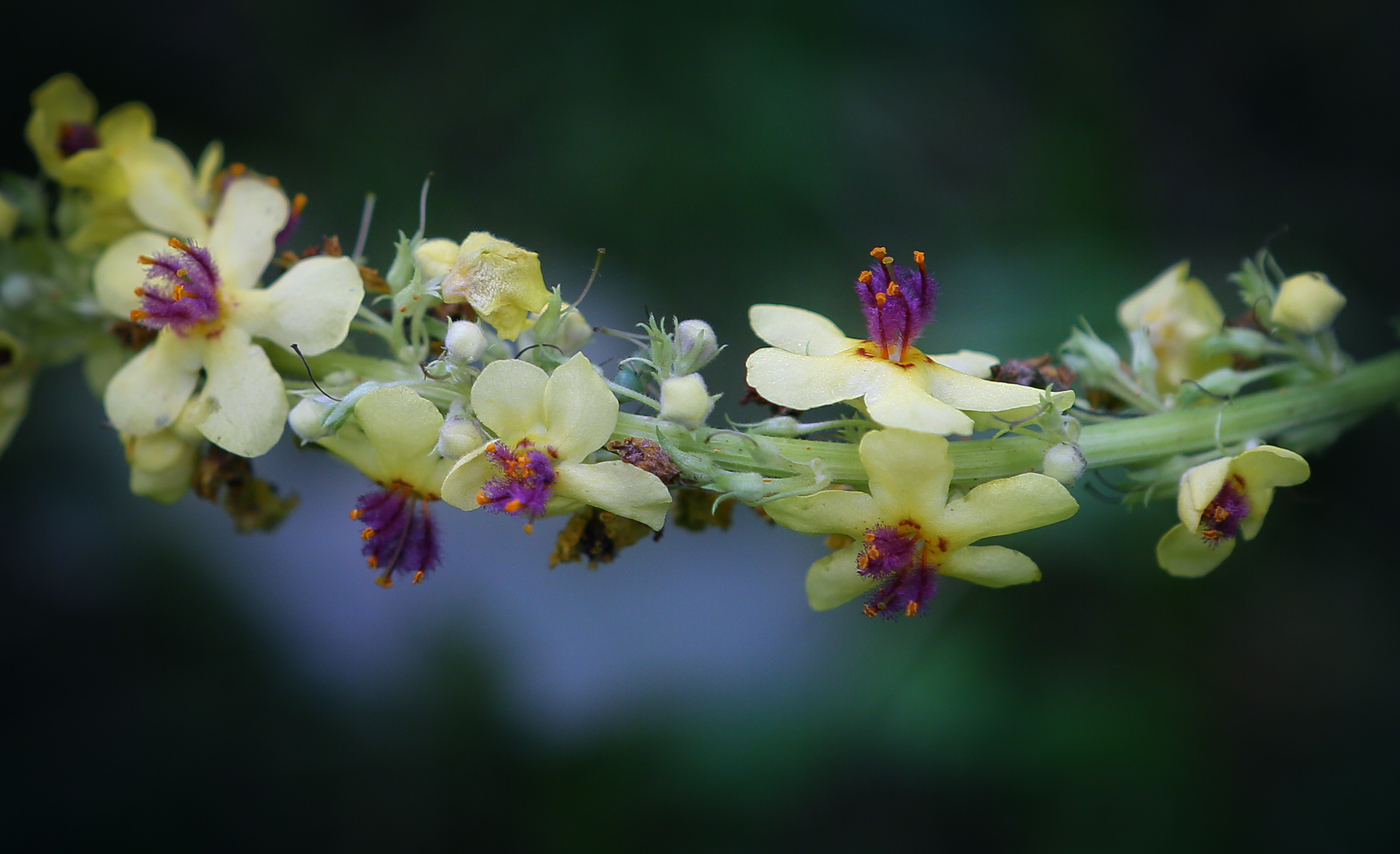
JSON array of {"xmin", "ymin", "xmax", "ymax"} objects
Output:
[{"xmin": 4, "ymin": 0, "xmax": 1400, "ymax": 850}]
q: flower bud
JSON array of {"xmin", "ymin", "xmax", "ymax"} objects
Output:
[
  {"xmin": 413, "ymin": 238, "xmax": 460, "ymax": 281},
  {"xmin": 1042, "ymin": 442, "xmax": 1086, "ymax": 486},
  {"xmin": 659, "ymin": 373, "xmax": 715, "ymax": 430},
  {"xmin": 673, "ymin": 319, "xmax": 720, "ymax": 374},
  {"xmin": 444, "ymin": 320, "xmax": 487, "ymax": 363},
  {"xmin": 436, "ymin": 412, "xmax": 486, "ymax": 459},
  {"xmin": 1272, "ymin": 273, "xmax": 1346, "ymax": 335},
  {"xmin": 289, "ymin": 397, "xmax": 335, "ymax": 442}
]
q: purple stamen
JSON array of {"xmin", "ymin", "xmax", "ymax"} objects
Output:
[
  {"xmin": 353, "ymin": 484, "xmax": 441, "ymax": 586},
  {"xmin": 275, "ymin": 192, "xmax": 307, "ymax": 249},
  {"xmin": 478, "ymin": 440, "xmax": 558, "ymax": 523},
  {"xmin": 857, "ymin": 523, "xmax": 938, "ymax": 619},
  {"xmin": 130, "ymin": 239, "xmax": 223, "ymax": 335},
  {"xmin": 854, "ymin": 248, "xmax": 938, "ymax": 361},
  {"xmin": 1199, "ymin": 475, "xmax": 1251, "ymax": 546},
  {"xmin": 58, "ymin": 122, "xmax": 99, "ymax": 157}
]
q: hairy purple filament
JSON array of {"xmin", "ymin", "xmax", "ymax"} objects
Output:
[
  {"xmin": 477, "ymin": 441, "xmax": 558, "ymax": 524},
  {"xmin": 857, "ymin": 523, "xmax": 938, "ymax": 619},
  {"xmin": 58, "ymin": 122, "xmax": 99, "ymax": 157},
  {"xmin": 855, "ymin": 247, "xmax": 938, "ymax": 362},
  {"xmin": 275, "ymin": 192, "xmax": 307, "ymax": 249},
  {"xmin": 1199, "ymin": 475, "xmax": 1251, "ymax": 546},
  {"xmin": 130, "ymin": 239, "xmax": 223, "ymax": 334},
  {"xmin": 353, "ymin": 483, "xmax": 440, "ymax": 587}
]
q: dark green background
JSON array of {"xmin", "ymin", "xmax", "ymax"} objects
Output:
[{"xmin": 4, "ymin": 1, "xmax": 1399, "ymax": 850}]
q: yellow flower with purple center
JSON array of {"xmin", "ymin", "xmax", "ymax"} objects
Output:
[
  {"xmin": 316, "ymin": 387, "xmax": 456, "ymax": 588},
  {"xmin": 440, "ymin": 353, "xmax": 673, "ymax": 530},
  {"xmin": 27, "ymin": 73, "xmax": 221, "ymax": 247},
  {"xmin": 745, "ymin": 248, "xmax": 1073, "ymax": 435},
  {"xmin": 94, "ymin": 178, "xmax": 364, "ymax": 458},
  {"xmin": 765, "ymin": 429, "xmax": 1079, "ymax": 618},
  {"xmin": 1156, "ymin": 445, "xmax": 1310, "ymax": 578}
]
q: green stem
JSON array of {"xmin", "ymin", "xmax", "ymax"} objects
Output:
[{"xmin": 614, "ymin": 350, "xmax": 1400, "ymax": 488}]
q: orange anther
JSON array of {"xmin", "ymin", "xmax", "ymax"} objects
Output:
[
  {"xmin": 361, "ymin": 528, "xmax": 376, "ymax": 541},
  {"xmin": 412, "ymin": 570, "xmax": 425, "ymax": 584},
  {"xmin": 172, "ymin": 284, "xmax": 186, "ymax": 301},
  {"xmin": 350, "ymin": 508, "xmax": 363, "ymax": 519},
  {"xmin": 266, "ymin": 176, "xmax": 280, "ymax": 187},
  {"xmin": 230, "ymin": 163, "xmax": 247, "ymax": 177},
  {"xmin": 913, "ymin": 250, "xmax": 925, "ymax": 268},
  {"xmin": 476, "ymin": 492, "xmax": 489, "ymax": 506},
  {"xmin": 870, "ymin": 247, "xmax": 887, "ymax": 260},
  {"xmin": 886, "ymin": 282, "xmax": 900, "ymax": 296},
  {"xmin": 505, "ymin": 499, "xmax": 525, "ymax": 514},
  {"xmin": 858, "ymin": 270, "xmax": 874, "ymax": 284},
  {"xmin": 375, "ymin": 575, "xmax": 393, "ymax": 588},
  {"xmin": 863, "ymin": 604, "xmax": 879, "ymax": 618},
  {"xmin": 875, "ymin": 292, "xmax": 887, "ymax": 306},
  {"xmin": 367, "ymin": 556, "xmax": 379, "ymax": 568},
  {"xmin": 133, "ymin": 287, "xmax": 146, "ymax": 297},
  {"xmin": 905, "ymin": 601, "xmax": 919, "ymax": 617},
  {"xmin": 129, "ymin": 309, "xmax": 148, "ymax": 321},
  {"xmin": 138, "ymin": 255, "xmax": 157, "ymax": 265},
  {"xmin": 291, "ymin": 192, "xmax": 307, "ymax": 214}
]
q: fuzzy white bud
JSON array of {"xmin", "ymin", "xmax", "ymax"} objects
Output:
[
  {"xmin": 659, "ymin": 373, "xmax": 715, "ymax": 430},
  {"xmin": 1042, "ymin": 442, "xmax": 1087, "ymax": 486},
  {"xmin": 288, "ymin": 398, "xmax": 335, "ymax": 442},
  {"xmin": 444, "ymin": 320, "xmax": 488, "ymax": 363},
  {"xmin": 413, "ymin": 238, "xmax": 461, "ymax": 281},
  {"xmin": 436, "ymin": 412, "xmax": 487, "ymax": 459},
  {"xmin": 1273, "ymin": 273, "xmax": 1346, "ymax": 335},
  {"xmin": 673, "ymin": 319, "xmax": 720, "ymax": 374}
]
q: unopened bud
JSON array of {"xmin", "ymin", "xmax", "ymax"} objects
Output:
[
  {"xmin": 659, "ymin": 373, "xmax": 715, "ymax": 430},
  {"xmin": 289, "ymin": 398, "xmax": 334, "ymax": 442},
  {"xmin": 673, "ymin": 319, "xmax": 720, "ymax": 374},
  {"xmin": 436, "ymin": 412, "xmax": 486, "ymax": 459},
  {"xmin": 1042, "ymin": 442, "xmax": 1086, "ymax": 486},
  {"xmin": 1273, "ymin": 273, "xmax": 1346, "ymax": 335},
  {"xmin": 413, "ymin": 238, "xmax": 460, "ymax": 280},
  {"xmin": 444, "ymin": 320, "xmax": 487, "ymax": 362}
]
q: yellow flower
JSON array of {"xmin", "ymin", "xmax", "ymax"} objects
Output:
[
  {"xmin": 94, "ymin": 178, "xmax": 363, "ymax": 458},
  {"xmin": 26, "ymin": 73, "xmax": 222, "ymax": 250},
  {"xmin": 1155, "ymin": 445, "xmax": 1310, "ymax": 577},
  {"xmin": 745, "ymin": 304, "xmax": 1072, "ymax": 435},
  {"xmin": 436, "ymin": 232, "xmax": 552, "ymax": 340},
  {"xmin": 1117, "ymin": 261, "xmax": 1229, "ymax": 389},
  {"xmin": 440, "ymin": 353, "xmax": 673, "ymax": 530},
  {"xmin": 765, "ymin": 429, "xmax": 1079, "ymax": 617}
]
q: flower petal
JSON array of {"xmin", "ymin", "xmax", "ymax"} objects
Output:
[
  {"xmin": 195, "ymin": 326, "xmax": 287, "ymax": 457},
  {"xmin": 744, "ymin": 349, "xmax": 873, "ymax": 411},
  {"xmin": 1156, "ymin": 522, "xmax": 1235, "ymax": 578},
  {"xmin": 555, "ymin": 460, "xmax": 673, "ymax": 530},
  {"xmin": 863, "ymin": 375, "xmax": 976, "ymax": 435},
  {"xmin": 940, "ymin": 545, "xmax": 1041, "ymax": 587},
  {"xmin": 208, "ymin": 178, "xmax": 289, "ymax": 291},
  {"xmin": 543, "ymin": 353, "xmax": 618, "ymax": 462},
  {"xmin": 1232, "ymin": 445, "xmax": 1309, "ymax": 539},
  {"xmin": 112, "ymin": 139, "xmax": 206, "ymax": 239},
  {"xmin": 232, "ymin": 255, "xmax": 363, "ymax": 355},
  {"xmin": 748, "ymin": 304, "xmax": 856, "ymax": 356},
  {"xmin": 94, "ymin": 102, "xmax": 154, "ymax": 150},
  {"xmin": 94, "ymin": 230, "xmax": 171, "ymax": 317},
  {"xmin": 1176, "ymin": 457, "xmax": 1232, "ymax": 527},
  {"xmin": 860, "ymin": 429, "xmax": 952, "ymax": 522},
  {"xmin": 805, "ymin": 541, "xmax": 875, "ymax": 611},
  {"xmin": 439, "ymin": 444, "xmax": 496, "ymax": 511},
  {"xmin": 472, "ymin": 358, "xmax": 549, "ymax": 443},
  {"xmin": 937, "ymin": 473, "xmax": 1079, "ymax": 548},
  {"xmin": 925, "ymin": 361, "xmax": 1074, "ymax": 418},
  {"xmin": 931, "ymin": 349, "xmax": 999, "ymax": 378},
  {"xmin": 763, "ymin": 490, "xmax": 877, "ymax": 538},
  {"xmin": 352, "ymin": 386, "xmax": 446, "ymax": 485},
  {"xmin": 103, "ymin": 331, "xmax": 203, "ymax": 437}
]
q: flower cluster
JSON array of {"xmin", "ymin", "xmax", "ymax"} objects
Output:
[{"xmin": 3, "ymin": 72, "xmax": 1389, "ymax": 623}]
